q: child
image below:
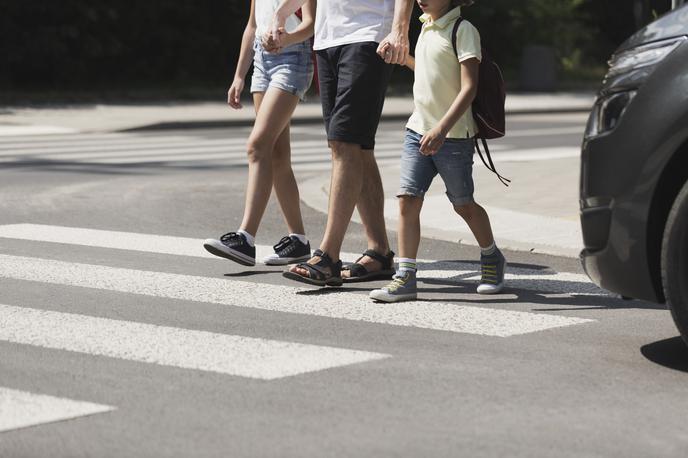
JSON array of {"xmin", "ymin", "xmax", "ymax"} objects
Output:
[
  {"xmin": 203, "ymin": 0, "xmax": 315, "ymax": 266},
  {"xmin": 370, "ymin": 0, "xmax": 506, "ymax": 302}
]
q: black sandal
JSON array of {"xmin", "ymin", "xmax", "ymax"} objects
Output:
[
  {"xmin": 282, "ymin": 249, "xmax": 343, "ymax": 287},
  {"xmin": 342, "ymin": 249, "xmax": 395, "ymax": 283}
]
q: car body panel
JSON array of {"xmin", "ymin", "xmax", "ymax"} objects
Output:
[{"xmin": 580, "ymin": 7, "xmax": 688, "ymax": 302}]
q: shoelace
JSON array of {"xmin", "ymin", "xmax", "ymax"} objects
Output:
[
  {"xmin": 386, "ymin": 276, "xmax": 408, "ymax": 292},
  {"xmin": 481, "ymin": 263, "xmax": 498, "ymax": 284}
]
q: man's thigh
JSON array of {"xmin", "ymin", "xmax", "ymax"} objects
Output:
[{"xmin": 326, "ymin": 42, "xmax": 393, "ymax": 150}]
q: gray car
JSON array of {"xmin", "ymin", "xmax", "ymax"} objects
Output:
[{"xmin": 580, "ymin": 4, "xmax": 688, "ymax": 343}]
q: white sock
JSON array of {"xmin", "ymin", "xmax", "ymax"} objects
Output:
[
  {"xmin": 289, "ymin": 233, "xmax": 308, "ymax": 245},
  {"xmin": 398, "ymin": 257, "xmax": 417, "ymax": 273},
  {"xmin": 481, "ymin": 242, "xmax": 497, "ymax": 256},
  {"xmin": 237, "ymin": 229, "xmax": 255, "ymax": 247}
]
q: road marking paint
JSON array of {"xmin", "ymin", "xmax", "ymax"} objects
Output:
[
  {"xmin": 502, "ymin": 127, "xmax": 583, "ymax": 138},
  {"xmin": 0, "ymin": 254, "xmax": 593, "ymax": 336},
  {"xmin": 0, "ymin": 304, "xmax": 388, "ymax": 380},
  {"xmin": 492, "ymin": 147, "xmax": 580, "ymax": 162},
  {"xmin": 0, "ymin": 126, "xmax": 80, "ymax": 137},
  {"xmin": 0, "ymin": 387, "xmax": 114, "ymax": 433},
  {"xmin": 0, "ymin": 224, "xmax": 601, "ymax": 296}
]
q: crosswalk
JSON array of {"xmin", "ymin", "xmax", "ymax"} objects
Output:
[
  {"xmin": 0, "ymin": 223, "xmax": 601, "ymax": 433},
  {"xmin": 0, "ymin": 129, "xmax": 536, "ymax": 171}
]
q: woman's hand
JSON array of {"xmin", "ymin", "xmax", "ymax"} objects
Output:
[
  {"xmin": 227, "ymin": 78, "xmax": 245, "ymax": 109},
  {"xmin": 419, "ymin": 126, "xmax": 448, "ymax": 156}
]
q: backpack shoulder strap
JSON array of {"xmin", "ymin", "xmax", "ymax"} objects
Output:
[{"xmin": 451, "ymin": 17, "xmax": 464, "ymax": 58}]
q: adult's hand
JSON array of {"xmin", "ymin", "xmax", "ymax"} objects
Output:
[
  {"xmin": 227, "ymin": 78, "xmax": 245, "ymax": 109},
  {"xmin": 377, "ymin": 29, "xmax": 409, "ymax": 65}
]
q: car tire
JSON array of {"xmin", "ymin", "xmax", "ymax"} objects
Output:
[{"xmin": 662, "ymin": 180, "xmax": 688, "ymax": 346}]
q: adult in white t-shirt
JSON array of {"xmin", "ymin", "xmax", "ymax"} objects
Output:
[{"xmin": 271, "ymin": 0, "xmax": 414, "ymax": 286}]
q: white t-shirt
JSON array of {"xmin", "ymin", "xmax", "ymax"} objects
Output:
[
  {"xmin": 314, "ymin": 0, "xmax": 394, "ymax": 51},
  {"xmin": 255, "ymin": 0, "xmax": 301, "ymax": 41}
]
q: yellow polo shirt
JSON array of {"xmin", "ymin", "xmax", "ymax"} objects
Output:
[{"xmin": 406, "ymin": 7, "xmax": 482, "ymax": 139}]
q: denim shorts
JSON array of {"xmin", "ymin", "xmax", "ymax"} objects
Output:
[
  {"xmin": 250, "ymin": 38, "xmax": 314, "ymax": 101},
  {"xmin": 397, "ymin": 129, "xmax": 475, "ymax": 206}
]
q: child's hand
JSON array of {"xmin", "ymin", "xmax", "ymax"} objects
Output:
[
  {"xmin": 262, "ymin": 29, "xmax": 286, "ymax": 53},
  {"xmin": 227, "ymin": 78, "xmax": 245, "ymax": 109},
  {"xmin": 419, "ymin": 126, "xmax": 448, "ymax": 156}
]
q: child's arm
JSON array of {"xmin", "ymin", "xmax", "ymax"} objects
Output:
[
  {"xmin": 404, "ymin": 54, "xmax": 415, "ymax": 71},
  {"xmin": 419, "ymin": 57, "xmax": 479, "ymax": 155},
  {"xmin": 228, "ymin": 0, "xmax": 258, "ymax": 109},
  {"xmin": 263, "ymin": 0, "xmax": 316, "ymax": 52}
]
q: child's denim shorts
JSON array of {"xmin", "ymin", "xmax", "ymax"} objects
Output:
[
  {"xmin": 397, "ymin": 128, "xmax": 475, "ymax": 206},
  {"xmin": 250, "ymin": 38, "xmax": 313, "ymax": 101}
]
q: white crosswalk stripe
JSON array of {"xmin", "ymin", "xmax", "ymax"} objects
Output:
[
  {"xmin": 0, "ymin": 387, "xmax": 114, "ymax": 433},
  {"xmin": 0, "ymin": 304, "xmax": 388, "ymax": 380},
  {"xmin": 0, "ymin": 223, "xmax": 599, "ymax": 431}
]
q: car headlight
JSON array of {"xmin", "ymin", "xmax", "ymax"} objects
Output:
[
  {"xmin": 585, "ymin": 36, "xmax": 686, "ymax": 139},
  {"xmin": 607, "ymin": 36, "xmax": 686, "ymax": 77},
  {"xmin": 585, "ymin": 91, "xmax": 637, "ymax": 138}
]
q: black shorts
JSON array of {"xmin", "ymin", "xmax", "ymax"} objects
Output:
[{"xmin": 316, "ymin": 41, "xmax": 394, "ymax": 150}]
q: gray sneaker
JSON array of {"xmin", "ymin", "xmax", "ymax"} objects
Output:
[
  {"xmin": 369, "ymin": 271, "xmax": 417, "ymax": 303},
  {"xmin": 477, "ymin": 248, "xmax": 506, "ymax": 294}
]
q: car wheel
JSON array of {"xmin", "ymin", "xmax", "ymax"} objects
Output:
[{"xmin": 662, "ymin": 180, "xmax": 688, "ymax": 345}]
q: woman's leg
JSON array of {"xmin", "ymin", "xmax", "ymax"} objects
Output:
[
  {"xmin": 239, "ymin": 88, "xmax": 300, "ymax": 237},
  {"xmin": 271, "ymin": 124, "xmax": 306, "ymax": 235}
]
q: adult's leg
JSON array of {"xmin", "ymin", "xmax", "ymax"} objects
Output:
[
  {"xmin": 271, "ymin": 124, "xmax": 305, "ymax": 235},
  {"xmin": 353, "ymin": 150, "xmax": 390, "ymax": 252},
  {"xmin": 289, "ymin": 140, "xmax": 364, "ymax": 276},
  {"xmin": 239, "ymin": 88, "xmax": 299, "ymax": 237}
]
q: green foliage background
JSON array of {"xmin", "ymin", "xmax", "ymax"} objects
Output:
[{"xmin": 0, "ymin": 0, "xmax": 673, "ymax": 101}]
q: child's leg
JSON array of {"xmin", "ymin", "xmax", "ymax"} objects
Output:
[
  {"xmin": 271, "ymin": 123, "xmax": 305, "ymax": 236},
  {"xmin": 453, "ymin": 201, "xmax": 495, "ymax": 249},
  {"xmin": 239, "ymin": 88, "xmax": 300, "ymax": 237},
  {"xmin": 398, "ymin": 196, "xmax": 424, "ymax": 259}
]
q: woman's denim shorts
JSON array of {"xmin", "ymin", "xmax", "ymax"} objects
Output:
[
  {"xmin": 397, "ymin": 129, "xmax": 476, "ymax": 206},
  {"xmin": 250, "ymin": 38, "xmax": 314, "ymax": 101}
]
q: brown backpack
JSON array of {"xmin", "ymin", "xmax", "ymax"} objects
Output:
[{"xmin": 452, "ymin": 18, "xmax": 510, "ymax": 186}]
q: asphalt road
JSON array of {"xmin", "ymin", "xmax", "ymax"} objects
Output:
[{"xmin": 1, "ymin": 115, "xmax": 687, "ymax": 458}]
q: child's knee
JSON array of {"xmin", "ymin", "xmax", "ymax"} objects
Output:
[
  {"xmin": 453, "ymin": 201, "xmax": 476, "ymax": 219},
  {"xmin": 399, "ymin": 195, "xmax": 423, "ymax": 217}
]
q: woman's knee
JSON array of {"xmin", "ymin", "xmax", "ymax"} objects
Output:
[{"xmin": 246, "ymin": 135, "xmax": 273, "ymax": 163}]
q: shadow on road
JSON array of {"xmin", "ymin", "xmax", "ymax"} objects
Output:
[{"xmin": 641, "ymin": 337, "xmax": 688, "ymax": 372}]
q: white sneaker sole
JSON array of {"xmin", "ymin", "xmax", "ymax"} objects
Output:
[
  {"xmin": 262, "ymin": 254, "xmax": 311, "ymax": 266},
  {"xmin": 476, "ymin": 282, "xmax": 505, "ymax": 295},
  {"xmin": 369, "ymin": 290, "xmax": 417, "ymax": 303},
  {"xmin": 203, "ymin": 239, "xmax": 255, "ymax": 266}
]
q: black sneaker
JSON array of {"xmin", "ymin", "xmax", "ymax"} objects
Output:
[
  {"xmin": 203, "ymin": 232, "xmax": 256, "ymax": 266},
  {"xmin": 262, "ymin": 235, "xmax": 311, "ymax": 265}
]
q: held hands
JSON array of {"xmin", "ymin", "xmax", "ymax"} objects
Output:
[
  {"xmin": 376, "ymin": 29, "xmax": 409, "ymax": 65},
  {"xmin": 227, "ymin": 78, "xmax": 245, "ymax": 109},
  {"xmin": 261, "ymin": 28, "xmax": 287, "ymax": 53},
  {"xmin": 419, "ymin": 126, "xmax": 448, "ymax": 156}
]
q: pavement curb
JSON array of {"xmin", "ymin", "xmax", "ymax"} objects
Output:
[
  {"xmin": 119, "ymin": 108, "xmax": 592, "ymax": 133},
  {"xmin": 297, "ymin": 174, "xmax": 582, "ymax": 260}
]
